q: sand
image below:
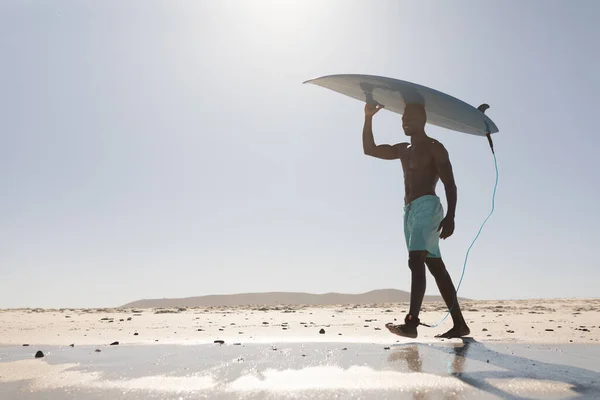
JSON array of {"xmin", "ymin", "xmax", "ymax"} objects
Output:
[
  {"xmin": 1, "ymin": 298, "xmax": 598, "ymax": 346},
  {"xmin": 1, "ymin": 299, "xmax": 599, "ymax": 399}
]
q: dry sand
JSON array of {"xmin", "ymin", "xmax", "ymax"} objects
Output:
[{"xmin": 1, "ymin": 298, "xmax": 598, "ymax": 346}]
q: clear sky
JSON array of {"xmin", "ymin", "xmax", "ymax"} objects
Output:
[{"xmin": 1, "ymin": 0, "xmax": 599, "ymax": 308}]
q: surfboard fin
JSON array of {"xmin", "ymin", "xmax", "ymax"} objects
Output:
[{"xmin": 477, "ymin": 104, "xmax": 495, "ymax": 153}]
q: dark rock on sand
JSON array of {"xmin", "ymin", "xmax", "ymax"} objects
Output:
[
  {"xmin": 34, "ymin": 351, "xmax": 44, "ymax": 358},
  {"xmin": 110, "ymin": 341, "xmax": 119, "ymax": 345},
  {"xmin": 319, "ymin": 328, "xmax": 325, "ymax": 334}
]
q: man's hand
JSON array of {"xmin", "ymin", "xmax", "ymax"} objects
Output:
[
  {"xmin": 365, "ymin": 103, "xmax": 384, "ymax": 117},
  {"xmin": 438, "ymin": 216, "xmax": 455, "ymax": 239}
]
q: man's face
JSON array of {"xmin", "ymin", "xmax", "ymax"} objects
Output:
[{"xmin": 402, "ymin": 105, "xmax": 426, "ymax": 136}]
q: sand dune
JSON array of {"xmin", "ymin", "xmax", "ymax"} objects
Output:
[{"xmin": 120, "ymin": 289, "xmax": 470, "ymax": 308}]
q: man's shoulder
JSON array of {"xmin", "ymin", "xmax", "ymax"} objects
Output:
[
  {"xmin": 427, "ymin": 139, "xmax": 451, "ymax": 162},
  {"xmin": 428, "ymin": 138, "xmax": 444, "ymax": 147},
  {"xmin": 394, "ymin": 142, "xmax": 410, "ymax": 156},
  {"xmin": 427, "ymin": 138, "xmax": 448, "ymax": 152}
]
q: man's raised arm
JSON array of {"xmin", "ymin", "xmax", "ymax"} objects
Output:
[{"xmin": 362, "ymin": 104, "xmax": 402, "ymax": 160}]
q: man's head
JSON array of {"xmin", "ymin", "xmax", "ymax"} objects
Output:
[{"xmin": 402, "ymin": 104, "xmax": 427, "ymax": 136}]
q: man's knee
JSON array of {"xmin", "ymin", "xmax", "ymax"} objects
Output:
[{"xmin": 408, "ymin": 251, "xmax": 428, "ymax": 271}]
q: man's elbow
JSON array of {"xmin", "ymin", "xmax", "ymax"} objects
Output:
[{"xmin": 445, "ymin": 182, "xmax": 457, "ymax": 192}]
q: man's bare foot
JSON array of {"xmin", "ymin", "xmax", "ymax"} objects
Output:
[
  {"xmin": 434, "ymin": 324, "xmax": 470, "ymax": 339},
  {"xmin": 385, "ymin": 322, "xmax": 418, "ymax": 338},
  {"xmin": 385, "ymin": 314, "xmax": 420, "ymax": 339}
]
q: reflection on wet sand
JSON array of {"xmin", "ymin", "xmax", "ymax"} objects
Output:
[
  {"xmin": 388, "ymin": 343, "xmax": 469, "ymax": 400},
  {"xmin": 389, "ymin": 338, "xmax": 599, "ymax": 399},
  {"xmin": 1, "ymin": 340, "xmax": 598, "ymax": 399}
]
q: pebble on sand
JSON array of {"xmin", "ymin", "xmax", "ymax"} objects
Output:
[
  {"xmin": 319, "ymin": 328, "xmax": 326, "ymax": 334},
  {"xmin": 214, "ymin": 340, "xmax": 225, "ymax": 344},
  {"xmin": 110, "ymin": 341, "xmax": 119, "ymax": 345},
  {"xmin": 35, "ymin": 351, "xmax": 44, "ymax": 358}
]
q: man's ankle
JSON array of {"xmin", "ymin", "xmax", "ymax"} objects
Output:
[{"xmin": 405, "ymin": 314, "xmax": 420, "ymax": 325}]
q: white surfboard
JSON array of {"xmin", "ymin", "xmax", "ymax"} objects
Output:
[{"xmin": 303, "ymin": 74, "xmax": 499, "ymax": 136}]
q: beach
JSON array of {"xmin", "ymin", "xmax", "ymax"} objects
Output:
[
  {"xmin": 0, "ymin": 299, "xmax": 599, "ymax": 347},
  {"xmin": 1, "ymin": 298, "xmax": 599, "ymax": 399}
]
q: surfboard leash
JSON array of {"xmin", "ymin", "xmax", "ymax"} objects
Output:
[{"xmin": 420, "ymin": 105, "xmax": 498, "ymax": 329}]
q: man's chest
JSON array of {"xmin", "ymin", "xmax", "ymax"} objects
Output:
[{"xmin": 401, "ymin": 145, "xmax": 435, "ymax": 170}]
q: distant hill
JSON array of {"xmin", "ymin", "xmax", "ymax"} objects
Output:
[{"xmin": 120, "ymin": 289, "xmax": 470, "ymax": 308}]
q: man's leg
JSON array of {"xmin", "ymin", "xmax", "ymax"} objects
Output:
[
  {"xmin": 408, "ymin": 250, "xmax": 429, "ymax": 318},
  {"xmin": 386, "ymin": 250, "xmax": 428, "ymax": 338},
  {"xmin": 425, "ymin": 257, "xmax": 470, "ymax": 338}
]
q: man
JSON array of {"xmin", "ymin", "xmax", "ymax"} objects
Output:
[{"xmin": 362, "ymin": 102, "xmax": 470, "ymax": 339}]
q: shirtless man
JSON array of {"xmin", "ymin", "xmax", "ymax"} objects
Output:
[{"xmin": 362, "ymin": 102, "xmax": 470, "ymax": 339}]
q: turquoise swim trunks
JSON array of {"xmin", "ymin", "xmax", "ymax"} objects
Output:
[{"xmin": 404, "ymin": 195, "xmax": 444, "ymax": 258}]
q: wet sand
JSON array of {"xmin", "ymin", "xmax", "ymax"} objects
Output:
[
  {"xmin": 1, "ymin": 340, "xmax": 599, "ymax": 399},
  {"xmin": 1, "ymin": 299, "xmax": 599, "ymax": 399}
]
